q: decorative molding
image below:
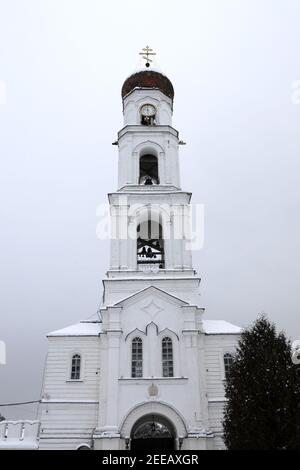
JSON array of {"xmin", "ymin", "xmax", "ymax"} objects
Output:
[
  {"xmin": 207, "ymin": 398, "xmax": 227, "ymax": 403},
  {"xmin": 125, "ymin": 328, "xmax": 145, "ymax": 342},
  {"xmin": 145, "ymin": 321, "xmax": 159, "ymax": 336},
  {"xmin": 119, "ymin": 401, "xmax": 188, "ymax": 439},
  {"xmin": 158, "ymin": 327, "xmax": 179, "ymax": 341},
  {"xmin": 41, "ymin": 399, "xmax": 99, "ymax": 404},
  {"xmin": 118, "ymin": 377, "xmax": 188, "ymax": 382},
  {"xmin": 142, "ymin": 300, "xmax": 163, "ymax": 320},
  {"xmin": 148, "ymin": 383, "xmax": 158, "ymax": 397},
  {"xmin": 132, "ymin": 139, "xmax": 165, "ymax": 156}
]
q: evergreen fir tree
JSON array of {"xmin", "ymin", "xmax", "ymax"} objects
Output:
[{"xmin": 223, "ymin": 315, "xmax": 300, "ymax": 449}]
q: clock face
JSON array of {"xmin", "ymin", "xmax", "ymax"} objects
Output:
[{"xmin": 141, "ymin": 104, "xmax": 156, "ymax": 117}]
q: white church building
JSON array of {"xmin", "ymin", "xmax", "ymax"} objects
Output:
[{"xmin": 37, "ymin": 52, "xmax": 241, "ymax": 451}]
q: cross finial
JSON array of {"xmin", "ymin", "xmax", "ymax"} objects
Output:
[{"xmin": 139, "ymin": 46, "xmax": 156, "ymax": 68}]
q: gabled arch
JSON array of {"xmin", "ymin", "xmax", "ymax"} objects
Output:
[
  {"xmin": 135, "ymin": 95, "xmax": 160, "ymax": 106},
  {"xmin": 125, "ymin": 328, "xmax": 146, "ymax": 342},
  {"xmin": 123, "ymin": 96, "xmax": 160, "ymax": 113},
  {"xmin": 145, "ymin": 321, "xmax": 159, "ymax": 336},
  {"xmin": 158, "ymin": 328, "xmax": 179, "ymax": 341}
]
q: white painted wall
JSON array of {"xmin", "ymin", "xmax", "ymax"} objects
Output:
[
  {"xmin": 39, "ymin": 312, "xmax": 240, "ymax": 450},
  {"xmin": 117, "ymin": 128, "xmax": 180, "ymax": 189},
  {"xmin": 123, "ymin": 89, "xmax": 173, "ymax": 127},
  {"xmin": 39, "ymin": 337, "xmax": 100, "ymax": 450}
]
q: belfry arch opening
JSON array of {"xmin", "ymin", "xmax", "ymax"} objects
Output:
[
  {"xmin": 137, "ymin": 219, "xmax": 165, "ymax": 271},
  {"xmin": 139, "ymin": 154, "xmax": 159, "ymax": 185},
  {"xmin": 130, "ymin": 414, "xmax": 175, "ymax": 451}
]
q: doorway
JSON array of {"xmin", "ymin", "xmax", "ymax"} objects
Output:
[{"xmin": 130, "ymin": 414, "xmax": 175, "ymax": 451}]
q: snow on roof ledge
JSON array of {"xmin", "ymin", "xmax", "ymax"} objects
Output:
[
  {"xmin": 47, "ymin": 320, "xmax": 241, "ymax": 337},
  {"xmin": 202, "ymin": 320, "xmax": 241, "ymax": 335},
  {"xmin": 47, "ymin": 321, "xmax": 102, "ymax": 337}
]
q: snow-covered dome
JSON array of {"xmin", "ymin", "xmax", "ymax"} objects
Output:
[{"xmin": 121, "ymin": 65, "xmax": 174, "ymax": 101}]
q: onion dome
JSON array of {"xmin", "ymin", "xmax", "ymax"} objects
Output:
[{"xmin": 121, "ymin": 69, "xmax": 174, "ymax": 101}]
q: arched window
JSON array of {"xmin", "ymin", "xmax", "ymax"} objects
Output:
[
  {"xmin": 132, "ymin": 337, "xmax": 143, "ymax": 378},
  {"xmin": 139, "ymin": 155, "xmax": 159, "ymax": 185},
  {"xmin": 71, "ymin": 354, "xmax": 81, "ymax": 380},
  {"xmin": 162, "ymin": 337, "xmax": 174, "ymax": 377},
  {"xmin": 137, "ymin": 220, "xmax": 165, "ymax": 270},
  {"xmin": 76, "ymin": 444, "xmax": 91, "ymax": 450},
  {"xmin": 224, "ymin": 353, "xmax": 234, "ymax": 380}
]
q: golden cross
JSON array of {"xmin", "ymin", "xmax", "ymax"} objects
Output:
[{"xmin": 139, "ymin": 46, "xmax": 156, "ymax": 67}]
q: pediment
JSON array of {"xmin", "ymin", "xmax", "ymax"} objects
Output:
[{"xmin": 113, "ymin": 286, "xmax": 189, "ymax": 308}]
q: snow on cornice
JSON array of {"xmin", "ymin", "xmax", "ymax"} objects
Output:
[
  {"xmin": 202, "ymin": 320, "xmax": 241, "ymax": 335},
  {"xmin": 47, "ymin": 321, "xmax": 102, "ymax": 337}
]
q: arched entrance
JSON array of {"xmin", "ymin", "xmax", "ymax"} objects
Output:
[
  {"xmin": 130, "ymin": 414, "xmax": 175, "ymax": 451},
  {"xmin": 120, "ymin": 401, "xmax": 187, "ymax": 450}
]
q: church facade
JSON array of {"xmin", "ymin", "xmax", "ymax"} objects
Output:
[{"xmin": 38, "ymin": 54, "xmax": 241, "ymax": 450}]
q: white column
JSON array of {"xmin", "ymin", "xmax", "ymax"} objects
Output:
[
  {"xmin": 104, "ymin": 330, "xmax": 122, "ymax": 428},
  {"xmin": 164, "ymin": 218, "xmax": 172, "ymax": 269},
  {"xmin": 197, "ymin": 331, "xmax": 210, "ymax": 429},
  {"xmin": 147, "ymin": 322, "xmax": 159, "ymax": 377},
  {"xmin": 133, "ymin": 151, "xmax": 138, "ymax": 184},
  {"xmin": 159, "ymin": 151, "xmax": 166, "ymax": 185},
  {"xmin": 172, "ymin": 205, "xmax": 183, "ymax": 269},
  {"xmin": 127, "ymin": 217, "xmax": 136, "ymax": 270}
]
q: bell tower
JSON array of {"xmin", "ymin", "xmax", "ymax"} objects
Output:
[
  {"xmin": 38, "ymin": 48, "xmax": 241, "ymax": 452},
  {"xmin": 104, "ymin": 49, "xmax": 200, "ymax": 307}
]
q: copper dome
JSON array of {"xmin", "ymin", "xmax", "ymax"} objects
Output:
[{"xmin": 121, "ymin": 70, "xmax": 174, "ymax": 100}]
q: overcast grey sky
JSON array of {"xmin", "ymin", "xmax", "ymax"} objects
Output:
[{"xmin": 0, "ymin": 0, "xmax": 300, "ymax": 419}]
